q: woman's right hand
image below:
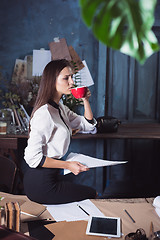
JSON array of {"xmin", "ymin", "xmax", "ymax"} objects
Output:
[{"xmin": 67, "ymin": 161, "xmax": 89, "ymax": 175}]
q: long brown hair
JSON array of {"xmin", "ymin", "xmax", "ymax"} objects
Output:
[{"xmin": 30, "ymin": 59, "xmax": 72, "ymax": 120}]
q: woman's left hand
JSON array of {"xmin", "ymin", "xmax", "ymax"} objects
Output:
[
  {"xmin": 82, "ymin": 88, "xmax": 91, "ymax": 101},
  {"xmin": 81, "ymin": 87, "xmax": 93, "ymax": 120}
]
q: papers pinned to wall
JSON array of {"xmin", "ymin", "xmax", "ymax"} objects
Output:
[
  {"xmin": 49, "ymin": 38, "xmax": 71, "ymax": 61},
  {"xmin": 12, "ymin": 59, "xmax": 27, "ymax": 84},
  {"xmin": 32, "ymin": 49, "xmax": 51, "ymax": 76}
]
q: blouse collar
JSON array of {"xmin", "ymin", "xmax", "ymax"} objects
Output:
[{"xmin": 48, "ymin": 99, "xmax": 59, "ymax": 109}]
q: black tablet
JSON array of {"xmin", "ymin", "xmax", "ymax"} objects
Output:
[{"xmin": 86, "ymin": 216, "xmax": 121, "ymax": 238}]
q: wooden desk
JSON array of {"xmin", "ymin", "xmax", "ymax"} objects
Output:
[
  {"xmin": 24, "ymin": 198, "xmax": 160, "ymax": 240},
  {"xmin": 0, "ymin": 192, "xmax": 159, "ymax": 240},
  {"xmin": 0, "ymin": 123, "xmax": 160, "ymax": 195},
  {"xmin": 1, "ymin": 122, "xmax": 159, "ymax": 166},
  {"xmin": 0, "ymin": 123, "xmax": 160, "ymax": 162},
  {"xmin": 0, "ymin": 123, "xmax": 160, "ymax": 141},
  {"xmin": 73, "ymin": 123, "xmax": 160, "ymax": 139}
]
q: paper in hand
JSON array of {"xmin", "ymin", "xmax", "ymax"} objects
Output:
[{"xmin": 64, "ymin": 152, "xmax": 127, "ymax": 175}]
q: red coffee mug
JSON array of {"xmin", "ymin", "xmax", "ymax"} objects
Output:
[{"xmin": 71, "ymin": 86, "xmax": 87, "ymax": 99}]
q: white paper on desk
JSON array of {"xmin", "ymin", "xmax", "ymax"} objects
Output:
[
  {"xmin": 32, "ymin": 49, "xmax": 51, "ymax": 76},
  {"xmin": 153, "ymin": 196, "xmax": 160, "ymax": 209},
  {"xmin": 45, "ymin": 199, "xmax": 104, "ymax": 222},
  {"xmin": 153, "ymin": 196, "xmax": 160, "ymax": 218},
  {"xmin": 64, "ymin": 152, "xmax": 127, "ymax": 175},
  {"xmin": 155, "ymin": 208, "xmax": 160, "ymax": 218}
]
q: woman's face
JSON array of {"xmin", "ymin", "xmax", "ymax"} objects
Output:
[{"xmin": 55, "ymin": 67, "xmax": 74, "ymax": 97}]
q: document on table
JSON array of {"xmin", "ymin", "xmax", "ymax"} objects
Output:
[
  {"xmin": 45, "ymin": 199, "xmax": 104, "ymax": 222},
  {"xmin": 64, "ymin": 152, "xmax": 127, "ymax": 175},
  {"xmin": 155, "ymin": 208, "xmax": 160, "ymax": 218},
  {"xmin": 153, "ymin": 196, "xmax": 160, "ymax": 218},
  {"xmin": 153, "ymin": 196, "xmax": 160, "ymax": 209}
]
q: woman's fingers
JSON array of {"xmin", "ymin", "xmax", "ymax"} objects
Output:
[
  {"xmin": 78, "ymin": 162, "xmax": 89, "ymax": 171},
  {"xmin": 68, "ymin": 161, "xmax": 89, "ymax": 175},
  {"xmin": 82, "ymin": 88, "xmax": 91, "ymax": 100}
]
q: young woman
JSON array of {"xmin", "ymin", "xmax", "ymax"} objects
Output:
[{"xmin": 23, "ymin": 59, "xmax": 97, "ymax": 204}]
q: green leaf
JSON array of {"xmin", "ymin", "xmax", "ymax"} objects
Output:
[
  {"xmin": 79, "ymin": 0, "xmax": 104, "ymax": 26},
  {"xmin": 79, "ymin": 0, "xmax": 160, "ymax": 64}
]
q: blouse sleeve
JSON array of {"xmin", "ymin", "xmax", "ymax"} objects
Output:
[
  {"xmin": 24, "ymin": 107, "xmax": 54, "ymax": 168},
  {"xmin": 61, "ymin": 103, "xmax": 97, "ymax": 133}
]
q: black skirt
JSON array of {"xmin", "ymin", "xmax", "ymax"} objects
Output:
[{"xmin": 23, "ymin": 166, "xmax": 96, "ymax": 204}]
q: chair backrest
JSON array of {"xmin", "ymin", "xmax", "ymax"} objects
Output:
[{"xmin": 0, "ymin": 155, "xmax": 17, "ymax": 193}]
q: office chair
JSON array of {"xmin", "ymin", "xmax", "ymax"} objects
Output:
[{"xmin": 0, "ymin": 154, "xmax": 18, "ymax": 193}]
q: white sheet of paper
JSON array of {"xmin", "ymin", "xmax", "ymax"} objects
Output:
[
  {"xmin": 73, "ymin": 60, "xmax": 94, "ymax": 87},
  {"xmin": 45, "ymin": 199, "xmax": 104, "ymax": 222},
  {"xmin": 32, "ymin": 49, "xmax": 51, "ymax": 76},
  {"xmin": 64, "ymin": 153, "xmax": 127, "ymax": 175},
  {"xmin": 153, "ymin": 196, "xmax": 160, "ymax": 218},
  {"xmin": 155, "ymin": 208, "xmax": 160, "ymax": 218},
  {"xmin": 153, "ymin": 196, "xmax": 160, "ymax": 209}
]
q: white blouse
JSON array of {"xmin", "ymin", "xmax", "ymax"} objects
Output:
[{"xmin": 24, "ymin": 102, "xmax": 97, "ymax": 168}]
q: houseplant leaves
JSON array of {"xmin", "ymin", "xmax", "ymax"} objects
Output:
[{"xmin": 79, "ymin": 0, "xmax": 160, "ymax": 64}]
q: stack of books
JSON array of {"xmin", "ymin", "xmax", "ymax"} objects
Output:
[{"xmin": 0, "ymin": 201, "xmax": 21, "ymax": 232}]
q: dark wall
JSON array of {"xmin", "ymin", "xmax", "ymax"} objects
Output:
[
  {"xmin": 0, "ymin": 0, "xmax": 99, "ymax": 114},
  {"xmin": 103, "ymin": 2, "xmax": 160, "ymax": 198}
]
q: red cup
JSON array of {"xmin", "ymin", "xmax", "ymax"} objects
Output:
[{"xmin": 71, "ymin": 86, "xmax": 87, "ymax": 99}]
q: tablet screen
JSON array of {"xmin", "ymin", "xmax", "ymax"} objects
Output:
[{"xmin": 86, "ymin": 216, "xmax": 121, "ymax": 238}]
